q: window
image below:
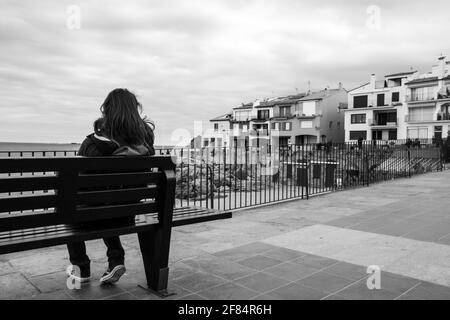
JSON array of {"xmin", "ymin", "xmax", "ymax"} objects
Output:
[
  {"xmin": 284, "ymin": 122, "xmax": 292, "ymax": 131},
  {"xmin": 388, "ymin": 130, "xmax": 397, "ymax": 140},
  {"xmin": 302, "ymin": 101, "xmax": 316, "ymax": 115},
  {"xmin": 351, "ymin": 114, "xmax": 366, "ymax": 124},
  {"xmin": 257, "ymin": 110, "xmax": 270, "ymax": 120},
  {"xmin": 214, "ymin": 123, "xmax": 219, "ymax": 131},
  {"xmin": 234, "ymin": 110, "xmax": 251, "ymax": 121},
  {"xmin": 392, "ymin": 92, "xmax": 400, "ymax": 102},
  {"xmin": 408, "ymin": 107, "xmax": 434, "ymax": 121},
  {"xmin": 377, "ymin": 94, "xmax": 385, "ymax": 106},
  {"xmin": 337, "ymin": 121, "xmax": 341, "ymax": 129},
  {"xmin": 411, "ymin": 87, "xmax": 434, "ymax": 101},
  {"xmin": 279, "ymin": 106, "xmax": 291, "ymax": 117},
  {"xmin": 349, "ymin": 131, "xmax": 367, "ymax": 140},
  {"xmin": 329, "ymin": 121, "xmax": 333, "ymax": 129},
  {"xmin": 407, "ymin": 127, "xmax": 428, "ymax": 139},
  {"xmin": 300, "ymin": 120, "xmax": 313, "ymax": 128},
  {"xmin": 353, "ymin": 95, "xmax": 368, "ymax": 108}
]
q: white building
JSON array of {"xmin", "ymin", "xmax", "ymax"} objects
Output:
[
  {"xmin": 345, "ymin": 71, "xmax": 415, "ymax": 141},
  {"xmin": 345, "ymin": 56, "xmax": 450, "ymax": 142},
  {"xmin": 205, "ymin": 86, "xmax": 347, "ymax": 148},
  {"xmin": 405, "ymin": 56, "xmax": 450, "ymax": 140}
]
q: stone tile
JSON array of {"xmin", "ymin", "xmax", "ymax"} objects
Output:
[
  {"xmin": 236, "ymin": 272, "xmax": 290, "ymax": 293},
  {"xmin": 30, "ymin": 290, "xmax": 73, "ymax": 300},
  {"xmin": 334, "ymin": 279, "xmax": 399, "ymax": 300},
  {"xmin": 322, "ymin": 262, "xmax": 368, "ymax": 281},
  {"xmin": 65, "ymin": 282, "xmax": 126, "ymax": 300},
  {"xmin": 173, "ymin": 272, "xmax": 227, "ymax": 292},
  {"xmin": 378, "ymin": 272, "xmax": 421, "ymax": 294},
  {"xmin": 403, "ymin": 225, "xmax": 450, "ymax": 242},
  {"xmin": 266, "ymin": 282, "xmax": 327, "ymax": 300},
  {"xmin": 322, "ymin": 294, "xmax": 351, "ymax": 300},
  {"xmin": 104, "ymin": 292, "xmax": 137, "ymax": 300},
  {"xmin": 0, "ymin": 273, "xmax": 40, "ymax": 299},
  {"xmin": 178, "ymin": 294, "xmax": 207, "ymax": 300},
  {"xmin": 8, "ymin": 249, "xmax": 69, "ymax": 277},
  {"xmin": 213, "ymin": 242, "xmax": 278, "ymax": 261},
  {"xmin": 169, "ymin": 262, "xmax": 197, "ymax": 281},
  {"xmin": 403, "ymin": 282, "xmax": 450, "ymax": 300},
  {"xmin": 261, "ymin": 247, "xmax": 306, "ymax": 262},
  {"xmin": 236, "ymin": 255, "xmax": 283, "ymax": 271},
  {"xmin": 294, "ymin": 254, "xmax": 339, "ymax": 269},
  {"xmin": 197, "ymin": 282, "xmax": 259, "ymax": 300},
  {"xmin": 297, "ymin": 271, "xmax": 356, "ymax": 294},
  {"xmin": 264, "ymin": 262, "xmax": 318, "ymax": 282},
  {"xmin": 395, "ymin": 292, "xmax": 425, "ymax": 300},
  {"xmin": 182, "ymin": 255, "xmax": 255, "ymax": 281},
  {"xmin": 127, "ymin": 287, "xmax": 162, "ymax": 300},
  {"xmin": 27, "ymin": 271, "xmax": 67, "ymax": 293},
  {"xmin": 126, "ymin": 283, "xmax": 190, "ymax": 300},
  {"xmin": 0, "ymin": 261, "xmax": 15, "ymax": 276}
]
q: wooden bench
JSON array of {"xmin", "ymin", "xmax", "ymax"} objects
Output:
[{"xmin": 0, "ymin": 156, "xmax": 231, "ymax": 296}]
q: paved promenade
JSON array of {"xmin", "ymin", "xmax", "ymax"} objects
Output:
[{"xmin": 1, "ymin": 170, "xmax": 450, "ymax": 300}]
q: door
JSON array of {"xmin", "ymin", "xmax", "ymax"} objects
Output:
[{"xmin": 373, "ymin": 130, "xmax": 382, "ymax": 140}]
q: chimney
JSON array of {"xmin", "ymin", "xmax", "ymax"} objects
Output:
[
  {"xmin": 438, "ymin": 56, "xmax": 446, "ymax": 79},
  {"xmin": 370, "ymin": 74, "xmax": 376, "ymax": 89},
  {"xmin": 338, "ymin": 82, "xmax": 343, "ymax": 90}
]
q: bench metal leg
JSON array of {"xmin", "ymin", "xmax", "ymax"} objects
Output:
[{"xmin": 137, "ymin": 230, "xmax": 175, "ymax": 298}]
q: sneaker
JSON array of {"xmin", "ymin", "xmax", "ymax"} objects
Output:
[
  {"xmin": 99, "ymin": 265, "xmax": 126, "ymax": 285},
  {"xmin": 66, "ymin": 265, "xmax": 91, "ymax": 283}
]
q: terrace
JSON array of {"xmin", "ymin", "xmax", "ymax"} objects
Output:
[
  {"xmin": 0, "ymin": 143, "xmax": 449, "ymax": 300},
  {"xmin": 1, "ymin": 169, "xmax": 450, "ymax": 300}
]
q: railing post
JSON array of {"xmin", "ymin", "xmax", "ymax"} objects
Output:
[{"xmin": 408, "ymin": 148, "xmax": 411, "ymax": 178}]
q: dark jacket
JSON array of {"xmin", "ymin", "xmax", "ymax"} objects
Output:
[
  {"xmin": 75, "ymin": 127, "xmax": 155, "ymax": 228},
  {"xmin": 78, "ymin": 125, "xmax": 156, "ymax": 157}
]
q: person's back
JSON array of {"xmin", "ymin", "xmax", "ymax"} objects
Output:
[{"xmin": 67, "ymin": 88, "xmax": 155, "ymax": 285}]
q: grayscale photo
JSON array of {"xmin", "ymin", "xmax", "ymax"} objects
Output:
[{"xmin": 0, "ymin": 0, "xmax": 449, "ymax": 310}]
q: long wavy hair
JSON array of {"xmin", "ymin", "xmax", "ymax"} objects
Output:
[{"xmin": 95, "ymin": 88, "xmax": 154, "ymax": 146}]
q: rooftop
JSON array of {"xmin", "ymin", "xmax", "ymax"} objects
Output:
[
  {"xmin": 210, "ymin": 113, "xmax": 231, "ymax": 122},
  {"xmin": 385, "ymin": 70, "xmax": 417, "ymax": 78},
  {"xmin": 2, "ymin": 170, "xmax": 449, "ymax": 300},
  {"xmin": 298, "ymin": 88, "xmax": 343, "ymax": 101},
  {"xmin": 405, "ymin": 76, "xmax": 439, "ymax": 85}
]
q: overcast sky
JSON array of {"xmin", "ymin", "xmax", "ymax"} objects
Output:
[{"xmin": 1, "ymin": 0, "xmax": 449, "ymax": 145}]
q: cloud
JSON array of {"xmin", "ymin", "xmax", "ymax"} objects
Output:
[{"xmin": 0, "ymin": 0, "xmax": 449, "ymax": 145}]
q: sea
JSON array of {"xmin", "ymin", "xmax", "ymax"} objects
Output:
[{"xmin": 0, "ymin": 142, "xmax": 173, "ymax": 157}]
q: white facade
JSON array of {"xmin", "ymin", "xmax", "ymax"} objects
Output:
[
  {"xmin": 405, "ymin": 56, "xmax": 450, "ymax": 140},
  {"xmin": 345, "ymin": 72, "xmax": 413, "ymax": 141}
]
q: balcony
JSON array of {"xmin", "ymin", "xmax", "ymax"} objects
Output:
[
  {"xmin": 437, "ymin": 113, "xmax": 450, "ymax": 121},
  {"xmin": 406, "ymin": 95, "xmax": 436, "ymax": 102},
  {"xmin": 272, "ymin": 110, "xmax": 293, "ymax": 119},
  {"xmin": 369, "ymin": 118, "xmax": 398, "ymax": 128},
  {"xmin": 294, "ymin": 111, "xmax": 322, "ymax": 118}
]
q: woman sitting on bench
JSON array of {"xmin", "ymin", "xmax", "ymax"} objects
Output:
[{"xmin": 66, "ymin": 88, "xmax": 155, "ymax": 285}]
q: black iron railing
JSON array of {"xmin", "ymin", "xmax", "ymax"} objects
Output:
[{"xmin": 1, "ymin": 140, "xmax": 445, "ymax": 211}]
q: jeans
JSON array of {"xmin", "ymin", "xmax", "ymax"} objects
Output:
[{"xmin": 67, "ymin": 236, "xmax": 125, "ymax": 273}]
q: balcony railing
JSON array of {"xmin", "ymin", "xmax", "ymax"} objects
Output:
[
  {"xmin": 369, "ymin": 118, "xmax": 398, "ymax": 126},
  {"xmin": 437, "ymin": 113, "xmax": 450, "ymax": 121},
  {"xmin": 406, "ymin": 94, "xmax": 436, "ymax": 102}
]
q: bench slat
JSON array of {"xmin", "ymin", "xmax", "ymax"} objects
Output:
[
  {"xmin": 78, "ymin": 172, "xmax": 162, "ymax": 188},
  {"xmin": 0, "ymin": 176, "xmax": 59, "ymax": 193},
  {"xmin": 0, "ymin": 156, "xmax": 175, "ymax": 173},
  {"xmin": 75, "ymin": 202, "xmax": 158, "ymax": 222},
  {"xmin": 76, "ymin": 187, "xmax": 158, "ymax": 206},
  {"xmin": 0, "ymin": 194, "xmax": 57, "ymax": 213}
]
